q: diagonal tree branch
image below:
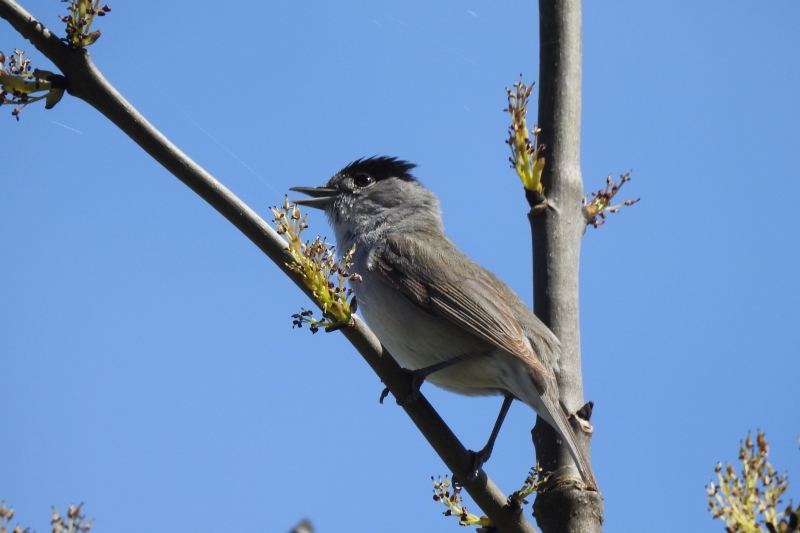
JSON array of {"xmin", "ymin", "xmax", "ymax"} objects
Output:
[
  {"xmin": 0, "ymin": 1, "xmax": 536, "ymax": 531},
  {"xmin": 529, "ymin": 0, "xmax": 604, "ymax": 531}
]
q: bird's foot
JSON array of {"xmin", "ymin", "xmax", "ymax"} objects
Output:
[
  {"xmin": 378, "ymin": 368, "xmax": 425, "ymax": 405},
  {"xmin": 463, "ymin": 446, "xmax": 492, "ymax": 483}
]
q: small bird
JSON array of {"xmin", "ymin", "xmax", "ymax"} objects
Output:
[{"xmin": 291, "ymin": 156, "xmax": 596, "ymax": 488}]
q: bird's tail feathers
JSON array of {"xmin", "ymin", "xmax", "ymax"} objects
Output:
[{"xmin": 541, "ymin": 394, "xmax": 598, "ymax": 491}]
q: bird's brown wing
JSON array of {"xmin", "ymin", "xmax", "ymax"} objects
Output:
[{"xmin": 371, "ymin": 233, "xmax": 552, "ymax": 388}]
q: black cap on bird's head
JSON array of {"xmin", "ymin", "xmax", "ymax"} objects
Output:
[
  {"xmin": 339, "ymin": 156, "xmax": 417, "ymax": 183},
  {"xmin": 290, "ymin": 156, "xmax": 418, "ymax": 210}
]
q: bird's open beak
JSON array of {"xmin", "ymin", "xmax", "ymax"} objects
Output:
[{"xmin": 289, "ymin": 186, "xmax": 340, "ymax": 210}]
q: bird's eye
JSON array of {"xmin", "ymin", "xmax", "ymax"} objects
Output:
[{"xmin": 353, "ymin": 174, "xmax": 374, "ymax": 188}]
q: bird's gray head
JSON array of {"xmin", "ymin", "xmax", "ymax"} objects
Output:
[{"xmin": 291, "ymin": 157, "xmax": 443, "ymax": 247}]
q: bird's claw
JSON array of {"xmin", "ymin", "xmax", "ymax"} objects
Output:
[
  {"xmin": 379, "ymin": 387, "xmax": 391, "ymax": 404},
  {"xmin": 464, "ymin": 448, "xmax": 490, "ymax": 483},
  {"xmin": 378, "ymin": 368, "xmax": 425, "ymax": 406}
]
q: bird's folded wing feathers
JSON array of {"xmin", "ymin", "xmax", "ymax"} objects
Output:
[{"xmin": 371, "ymin": 234, "xmax": 552, "ymax": 383}]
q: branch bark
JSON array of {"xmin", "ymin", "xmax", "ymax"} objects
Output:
[
  {"xmin": 530, "ymin": 0, "xmax": 604, "ymax": 531},
  {"xmin": 0, "ymin": 1, "xmax": 535, "ymax": 532}
]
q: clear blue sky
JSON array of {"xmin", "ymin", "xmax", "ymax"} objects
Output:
[{"xmin": 2, "ymin": 1, "xmax": 798, "ymax": 532}]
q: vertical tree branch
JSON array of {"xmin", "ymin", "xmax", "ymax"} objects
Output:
[
  {"xmin": 533, "ymin": 0, "xmax": 585, "ymax": 412},
  {"xmin": 530, "ymin": 0, "xmax": 604, "ymax": 531}
]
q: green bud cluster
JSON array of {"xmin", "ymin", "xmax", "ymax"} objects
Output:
[
  {"xmin": 0, "ymin": 50, "xmax": 65, "ymax": 120},
  {"xmin": 505, "ymin": 77, "xmax": 545, "ymax": 196},
  {"xmin": 271, "ymin": 197, "xmax": 361, "ymax": 333},
  {"xmin": 60, "ymin": 0, "xmax": 111, "ymax": 49},
  {"xmin": 582, "ymin": 172, "xmax": 639, "ymax": 228},
  {"xmin": 707, "ymin": 431, "xmax": 798, "ymax": 533}
]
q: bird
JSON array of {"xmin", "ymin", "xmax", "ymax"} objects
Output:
[{"xmin": 291, "ymin": 156, "xmax": 596, "ymax": 488}]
